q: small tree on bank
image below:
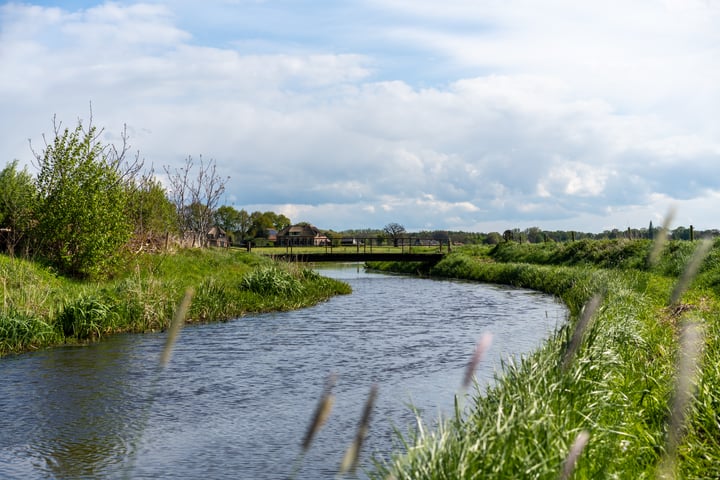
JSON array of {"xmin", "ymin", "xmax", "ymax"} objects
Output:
[{"xmin": 32, "ymin": 119, "xmax": 133, "ymax": 278}]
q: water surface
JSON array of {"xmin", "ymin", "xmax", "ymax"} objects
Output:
[{"xmin": 0, "ymin": 264, "xmax": 566, "ymax": 479}]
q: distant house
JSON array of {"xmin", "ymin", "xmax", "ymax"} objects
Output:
[
  {"xmin": 340, "ymin": 237, "xmax": 361, "ymax": 246},
  {"xmin": 207, "ymin": 226, "xmax": 229, "ymax": 247},
  {"xmin": 276, "ymin": 224, "xmax": 329, "ymax": 246},
  {"xmin": 413, "ymin": 239, "xmax": 440, "ymax": 247}
]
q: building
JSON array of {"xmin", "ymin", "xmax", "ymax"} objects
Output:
[
  {"xmin": 276, "ymin": 224, "xmax": 329, "ymax": 246},
  {"xmin": 207, "ymin": 226, "xmax": 229, "ymax": 247}
]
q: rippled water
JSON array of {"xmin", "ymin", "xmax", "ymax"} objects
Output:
[{"xmin": 0, "ymin": 264, "xmax": 566, "ymax": 479}]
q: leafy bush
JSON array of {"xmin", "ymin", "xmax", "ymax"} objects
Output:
[{"xmin": 33, "ymin": 122, "xmax": 132, "ymax": 278}]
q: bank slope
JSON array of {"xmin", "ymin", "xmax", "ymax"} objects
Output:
[
  {"xmin": 0, "ymin": 249, "xmax": 351, "ymax": 356},
  {"xmin": 369, "ymin": 241, "xmax": 720, "ymax": 479}
]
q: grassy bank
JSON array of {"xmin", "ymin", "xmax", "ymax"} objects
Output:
[
  {"xmin": 0, "ymin": 248, "xmax": 351, "ymax": 356},
  {"xmin": 368, "ymin": 239, "xmax": 720, "ymax": 479}
]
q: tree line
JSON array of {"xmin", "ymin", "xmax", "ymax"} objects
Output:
[{"xmin": 0, "ymin": 114, "xmax": 291, "ymax": 278}]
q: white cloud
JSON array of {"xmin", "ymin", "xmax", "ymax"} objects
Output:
[{"xmin": 1, "ymin": 1, "xmax": 719, "ymax": 232}]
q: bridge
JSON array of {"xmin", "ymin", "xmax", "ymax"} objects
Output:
[
  {"xmin": 267, "ymin": 251, "xmax": 445, "ymax": 263},
  {"xmin": 255, "ymin": 235, "xmax": 450, "ymax": 264}
]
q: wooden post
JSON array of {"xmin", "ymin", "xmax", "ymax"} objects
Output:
[{"xmin": 690, "ymin": 225, "xmax": 695, "ymax": 241}]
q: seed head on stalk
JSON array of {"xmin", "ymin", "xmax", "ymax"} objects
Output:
[{"xmin": 339, "ymin": 383, "xmax": 379, "ymax": 475}]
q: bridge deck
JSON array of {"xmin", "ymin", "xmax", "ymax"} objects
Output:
[{"xmin": 266, "ymin": 252, "xmax": 445, "ymax": 263}]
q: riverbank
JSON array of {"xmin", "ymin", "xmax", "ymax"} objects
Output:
[
  {"xmin": 368, "ymin": 239, "xmax": 720, "ymax": 479},
  {"xmin": 0, "ymin": 248, "xmax": 351, "ymax": 356}
]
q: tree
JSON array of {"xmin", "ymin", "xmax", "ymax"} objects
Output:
[
  {"xmin": 32, "ymin": 119, "xmax": 132, "ymax": 277},
  {"xmin": 214, "ymin": 205, "xmax": 243, "ymax": 235},
  {"xmin": 126, "ymin": 171, "xmax": 177, "ymax": 247},
  {"xmin": 248, "ymin": 211, "xmax": 273, "ymax": 239},
  {"xmin": 237, "ymin": 209, "xmax": 251, "ymax": 242},
  {"xmin": 165, "ymin": 155, "xmax": 228, "ymax": 247},
  {"xmin": 273, "ymin": 213, "xmax": 291, "ymax": 231},
  {"xmin": 0, "ymin": 160, "xmax": 37, "ymax": 255},
  {"xmin": 524, "ymin": 227, "xmax": 544, "ymax": 243},
  {"xmin": 485, "ymin": 232, "xmax": 502, "ymax": 245},
  {"xmin": 383, "ymin": 222, "xmax": 406, "ymax": 247}
]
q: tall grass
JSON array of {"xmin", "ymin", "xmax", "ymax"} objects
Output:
[{"xmin": 368, "ymin": 239, "xmax": 720, "ymax": 479}]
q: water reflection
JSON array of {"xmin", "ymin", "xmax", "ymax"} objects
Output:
[{"xmin": 1, "ymin": 337, "xmax": 158, "ymax": 479}]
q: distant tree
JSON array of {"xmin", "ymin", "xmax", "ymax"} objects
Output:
[
  {"xmin": 246, "ymin": 211, "xmax": 291, "ymax": 239},
  {"xmin": 164, "ymin": 155, "xmax": 228, "ymax": 247},
  {"xmin": 383, "ymin": 222, "xmax": 406, "ymax": 247},
  {"xmin": 32, "ymin": 119, "xmax": 132, "ymax": 277},
  {"xmin": 502, "ymin": 230, "xmax": 514, "ymax": 242},
  {"xmin": 236, "ymin": 209, "xmax": 251, "ymax": 241},
  {"xmin": 214, "ymin": 205, "xmax": 243, "ymax": 233},
  {"xmin": 485, "ymin": 232, "xmax": 502, "ymax": 245},
  {"xmin": 0, "ymin": 160, "xmax": 37, "ymax": 255},
  {"xmin": 273, "ymin": 213, "xmax": 291, "ymax": 231},
  {"xmin": 648, "ymin": 220, "xmax": 654, "ymax": 240},
  {"xmin": 525, "ymin": 227, "xmax": 544, "ymax": 243},
  {"xmin": 671, "ymin": 226, "xmax": 691, "ymax": 241},
  {"xmin": 248, "ymin": 211, "xmax": 273, "ymax": 239}
]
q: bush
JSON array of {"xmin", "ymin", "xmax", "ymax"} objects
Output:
[{"xmin": 33, "ymin": 122, "xmax": 132, "ymax": 278}]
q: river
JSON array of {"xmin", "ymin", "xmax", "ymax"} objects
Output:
[{"xmin": 0, "ymin": 264, "xmax": 566, "ymax": 479}]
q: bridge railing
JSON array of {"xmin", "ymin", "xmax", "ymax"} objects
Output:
[{"xmin": 271, "ymin": 236, "xmax": 452, "ymax": 255}]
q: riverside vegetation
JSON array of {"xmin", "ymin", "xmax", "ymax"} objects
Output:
[
  {"xmin": 367, "ymin": 238, "xmax": 720, "ymax": 479},
  {"xmin": 0, "ymin": 248, "xmax": 351, "ymax": 356}
]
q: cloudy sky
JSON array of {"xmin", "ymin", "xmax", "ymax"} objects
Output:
[{"xmin": 1, "ymin": 1, "xmax": 719, "ymax": 233}]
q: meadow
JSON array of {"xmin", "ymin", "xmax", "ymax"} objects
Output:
[{"xmin": 368, "ymin": 238, "xmax": 720, "ymax": 479}]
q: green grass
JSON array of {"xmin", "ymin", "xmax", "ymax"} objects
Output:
[
  {"xmin": 0, "ymin": 248, "xmax": 351, "ymax": 356},
  {"xmin": 368, "ymin": 240, "xmax": 720, "ymax": 479}
]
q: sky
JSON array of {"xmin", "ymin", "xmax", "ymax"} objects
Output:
[{"xmin": 1, "ymin": 1, "xmax": 719, "ymax": 233}]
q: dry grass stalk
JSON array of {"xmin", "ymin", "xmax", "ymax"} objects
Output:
[
  {"xmin": 339, "ymin": 383, "xmax": 379, "ymax": 475},
  {"xmin": 648, "ymin": 208, "xmax": 676, "ymax": 267},
  {"xmin": 657, "ymin": 320, "xmax": 704, "ymax": 480},
  {"xmin": 561, "ymin": 294, "xmax": 602, "ymax": 371},
  {"xmin": 560, "ymin": 430, "xmax": 590, "ymax": 480},
  {"xmin": 670, "ymin": 238, "xmax": 712, "ymax": 306},
  {"xmin": 462, "ymin": 333, "xmax": 493, "ymax": 390},
  {"xmin": 302, "ymin": 373, "xmax": 337, "ymax": 451},
  {"xmin": 160, "ymin": 287, "xmax": 194, "ymax": 368}
]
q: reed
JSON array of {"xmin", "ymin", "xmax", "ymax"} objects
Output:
[{"xmin": 340, "ymin": 383, "xmax": 379, "ymax": 475}]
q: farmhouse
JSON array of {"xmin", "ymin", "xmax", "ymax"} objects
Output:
[
  {"xmin": 276, "ymin": 224, "xmax": 329, "ymax": 246},
  {"xmin": 207, "ymin": 226, "xmax": 229, "ymax": 247}
]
